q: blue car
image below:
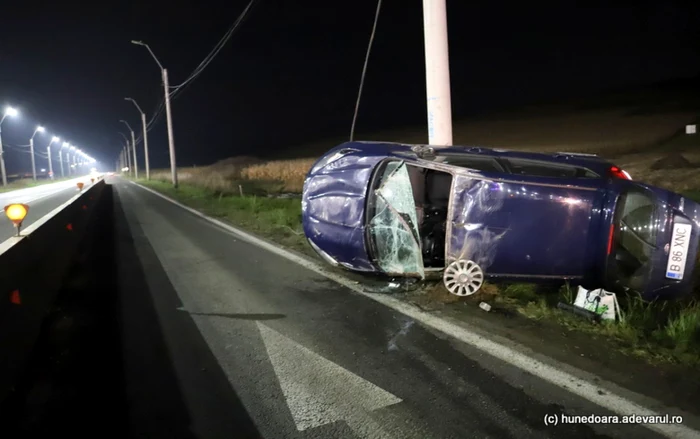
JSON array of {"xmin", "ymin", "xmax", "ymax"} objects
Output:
[{"xmin": 302, "ymin": 141, "xmax": 699, "ymax": 300}]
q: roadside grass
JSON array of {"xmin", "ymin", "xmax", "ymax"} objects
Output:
[
  {"xmin": 138, "ymin": 179, "xmax": 311, "ymax": 256},
  {"xmin": 490, "ymin": 281, "xmax": 700, "ymax": 367},
  {"xmin": 0, "ymin": 177, "xmax": 73, "ymax": 194}
]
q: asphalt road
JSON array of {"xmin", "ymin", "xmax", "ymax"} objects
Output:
[
  {"xmin": 0, "ymin": 176, "xmax": 95, "ymax": 242},
  {"xmin": 111, "ymin": 177, "xmax": 673, "ymax": 439}
]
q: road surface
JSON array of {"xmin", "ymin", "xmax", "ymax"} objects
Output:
[
  {"xmin": 0, "ymin": 176, "xmax": 95, "ymax": 242},
  {"xmin": 110, "ymin": 177, "xmax": 675, "ymax": 439}
]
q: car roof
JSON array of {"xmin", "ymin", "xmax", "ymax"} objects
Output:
[{"xmin": 347, "ymin": 141, "xmax": 616, "ymax": 177}]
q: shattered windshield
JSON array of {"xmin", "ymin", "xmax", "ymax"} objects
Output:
[{"xmin": 367, "ymin": 161, "xmax": 425, "ymax": 277}]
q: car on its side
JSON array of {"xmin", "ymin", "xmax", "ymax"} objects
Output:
[{"xmin": 301, "ymin": 141, "xmax": 699, "ymax": 300}]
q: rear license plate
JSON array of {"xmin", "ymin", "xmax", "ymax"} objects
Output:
[{"xmin": 666, "ymin": 223, "xmax": 692, "ymax": 280}]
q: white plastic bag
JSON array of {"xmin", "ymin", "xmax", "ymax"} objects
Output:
[{"xmin": 574, "ymin": 286, "xmax": 621, "ymax": 321}]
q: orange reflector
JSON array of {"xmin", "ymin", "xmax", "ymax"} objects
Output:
[
  {"xmin": 10, "ymin": 290, "xmax": 20, "ymax": 305},
  {"xmin": 91, "ymin": 178, "xmax": 94, "ymax": 183},
  {"xmin": 4, "ymin": 203, "xmax": 29, "ymax": 226},
  {"xmin": 77, "ymin": 182, "xmax": 84, "ymax": 190}
]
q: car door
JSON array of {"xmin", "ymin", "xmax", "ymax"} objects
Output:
[
  {"xmin": 448, "ymin": 168, "xmax": 606, "ymax": 278},
  {"xmin": 365, "ymin": 160, "xmax": 425, "ymax": 278}
]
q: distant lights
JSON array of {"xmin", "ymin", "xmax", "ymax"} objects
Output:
[{"xmin": 4, "ymin": 107, "xmax": 18, "ymax": 117}]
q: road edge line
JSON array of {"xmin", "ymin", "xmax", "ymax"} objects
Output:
[{"xmin": 129, "ymin": 179, "xmax": 700, "ymax": 438}]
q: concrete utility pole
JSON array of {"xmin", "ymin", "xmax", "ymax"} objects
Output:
[
  {"xmin": 120, "ymin": 120, "xmax": 138, "ymax": 179},
  {"xmin": 59, "ymin": 142, "xmax": 69, "ymax": 178},
  {"xmin": 422, "ymin": 0, "xmax": 453, "ymax": 146},
  {"xmin": 0, "ymin": 107, "xmax": 18, "ymax": 186},
  {"xmin": 162, "ymin": 68, "xmax": 178, "ymax": 187},
  {"xmin": 29, "ymin": 126, "xmax": 45, "ymax": 180},
  {"xmin": 126, "ymin": 143, "xmax": 132, "ymax": 175},
  {"xmin": 118, "ymin": 132, "xmax": 132, "ymax": 177},
  {"xmin": 131, "ymin": 40, "xmax": 178, "ymax": 188},
  {"xmin": 125, "ymin": 97, "xmax": 151, "ymax": 180},
  {"xmin": 47, "ymin": 136, "xmax": 58, "ymax": 180}
]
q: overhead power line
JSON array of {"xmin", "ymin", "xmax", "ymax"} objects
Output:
[
  {"xmin": 134, "ymin": 0, "xmax": 260, "ymax": 143},
  {"xmin": 169, "ymin": 0, "xmax": 258, "ymax": 91}
]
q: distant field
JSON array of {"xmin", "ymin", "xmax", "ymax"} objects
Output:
[
  {"xmin": 370, "ymin": 108, "xmax": 696, "ymax": 156},
  {"xmin": 149, "ymin": 104, "xmax": 698, "ymax": 196}
]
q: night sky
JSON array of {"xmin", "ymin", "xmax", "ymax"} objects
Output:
[{"xmin": 0, "ymin": 0, "xmax": 698, "ymax": 172}]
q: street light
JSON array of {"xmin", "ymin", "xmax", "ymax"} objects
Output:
[
  {"xmin": 118, "ymin": 131, "xmax": 132, "ymax": 176},
  {"xmin": 119, "ymin": 119, "xmax": 138, "ymax": 179},
  {"xmin": 69, "ymin": 146, "xmax": 76, "ymax": 175},
  {"xmin": 125, "ymin": 97, "xmax": 150, "ymax": 180},
  {"xmin": 29, "ymin": 125, "xmax": 45, "ymax": 181},
  {"xmin": 59, "ymin": 142, "xmax": 69, "ymax": 177},
  {"xmin": 131, "ymin": 40, "xmax": 178, "ymax": 187},
  {"xmin": 47, "ymin": 136, "xmax": 59, "ymax": 180},
  {"xmin": 73, "ymin": 148, "xmax": 81, "ymax": 173},
  {"xmin": 0, "ymin": 106, "xmax": 19, "ymax": 186}
]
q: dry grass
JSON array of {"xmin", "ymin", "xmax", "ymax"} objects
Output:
[
  {"xmin": 240, "ymin": 158, "xmax": 316, "ymax": 193},
  {"xmin": 148, "ymin": 157, "xmax": 316, "ymax": 195}
]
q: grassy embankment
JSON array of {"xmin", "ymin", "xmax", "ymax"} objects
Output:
[{"xmin": 136, "ymin": 104, "xmax": 700, "ymax": 367}]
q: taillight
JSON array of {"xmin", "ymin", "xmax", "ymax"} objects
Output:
[
  {"xmin": 607, "ymin": 223, "xmax": 615, "ymax": 255},
  {"xmin": 609, "ymin": 166, "xmax": 632, "ymax": 180}
]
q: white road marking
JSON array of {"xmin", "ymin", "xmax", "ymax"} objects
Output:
[
  {"xmin": 0, "ymin": 177, "xmax": 90, "ymax": 204},
  {"xmin": 257, "ymin": 322, "xmax": 401, "ymax": 436},
  {"xmin": 131, "ymin": 180, "xmax": 700, "ymax": 439}
]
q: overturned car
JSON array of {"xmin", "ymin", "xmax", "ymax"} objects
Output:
[{"xmin": 301, "ymin": 141, "xmax": 700, "ymax": 300}]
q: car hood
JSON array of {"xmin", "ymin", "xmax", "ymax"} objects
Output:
[{"xmin": 302, "ymin": 149, "xmax": 384, "ymax": 271}]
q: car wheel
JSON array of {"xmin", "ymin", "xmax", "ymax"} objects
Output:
[{"xmin": 443, "ymin": 259, "xmax": 484, "ymax": 296}]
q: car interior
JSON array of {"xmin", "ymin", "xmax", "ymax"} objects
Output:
[
  {"xmin": 435, "ymin": 154, "xmax": 600, "ymax": 178},
  {"xmin": 612, "ymin": 192, "xmax": 658, "ymax": 290},
  {"xmin": 406, "ymin": 164, "xmax": 453, "ymax": 269}
]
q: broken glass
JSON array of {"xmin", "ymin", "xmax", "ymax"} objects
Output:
[{"xmin": 368, "ymin": 162, "xmax": 425, "ymax": 278}]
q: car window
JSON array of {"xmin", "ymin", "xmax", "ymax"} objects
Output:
[
  {"xmin": 436, "ymin": 155, "xmax": 505, "ymax": 173},
  {"xmin": 502, "ymin": 158, "xmax": 580, "ymax": 178},
  {"xmin": 610, "ymin": 190, "xmax": 658, "ymax": 291}
]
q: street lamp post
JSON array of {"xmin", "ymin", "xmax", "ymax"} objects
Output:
[
  {"xmin": 0, "ymin": 106, "xmax": 19, "ymax": 186},
  {"xmin": 47, "ymin": 136, "xmax": 59, "ymax": 180},
  {"xmin": 69, "ymin": 146, "xmax": 76, "ymax": 175},
  {"xmin": 59, "ymin": 142, "xmax": 69, "ymax": 177},
  {"xmin": 125, "ymin": 97, "xmax": 150, "ymax": 180},
  {"xmin": 120, "ymin": 120, "xmax": 138, "ymax": 179},
  {"xmin": 131, "ymin": 40, "xmax": 178, "ymax": 187},
  {"xmin": 29, "ymin": 125, "xmax": 45, "ymax": 180},
  {"xmin": 118, "ymin": 132, "xmax": 132, "ymax": 176}
]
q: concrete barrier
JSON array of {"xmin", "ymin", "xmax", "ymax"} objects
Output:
[{"xmin": 0, "ymin": 179, "xmax": 109, "ymax": 401}]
